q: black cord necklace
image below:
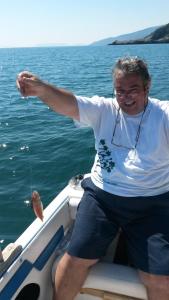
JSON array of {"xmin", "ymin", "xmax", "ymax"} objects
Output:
[{"xmin": 111, "ymin": 100, "xmax": 148, "ymax": 150}]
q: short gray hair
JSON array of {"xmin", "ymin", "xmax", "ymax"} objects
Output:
[{"xmin": 113, "ymin": 57, "xmax": 151, "ymax": 87}]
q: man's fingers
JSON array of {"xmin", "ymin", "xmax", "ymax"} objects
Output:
[
  {"xmin": 18, "ymin": 71, "xmax": 33, "ymax": 80},
  {"xmin": 16, "ymin": 76, "xmax": 26, "ymax": 95},
  {"xmin": 17, "ymin": 72, "xmax": 34, "ymax": 97},
  {"xmin": 17, "ymin": 71, "xmax": 42, "ymax": 98}
]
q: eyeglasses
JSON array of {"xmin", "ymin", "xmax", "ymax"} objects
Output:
[
  {"xmin": 114, "ymin": 89, "xmax": 143, "ymax": 99},
  {"xmin": 111, "ymin": 105, "xmax": 147, "ymax": 150}
]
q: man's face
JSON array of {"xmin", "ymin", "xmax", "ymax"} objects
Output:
[{"xmin": 114, "ymin": 71, "xmax": 150, "ymax": 115}]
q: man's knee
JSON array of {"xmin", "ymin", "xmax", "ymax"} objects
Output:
[
  {"xmin": 139, "ymin": 270, "xmax": 169, "ymax": 291},
  {"xmin": 57, "ymin": 252, "xmax": 98, "ymax": 272}
]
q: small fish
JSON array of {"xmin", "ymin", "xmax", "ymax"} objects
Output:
[{"xmin": 31, "ymin": 191, "xmax": 44, "ymax": 221}]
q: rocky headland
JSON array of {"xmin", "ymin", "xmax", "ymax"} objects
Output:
[{"xmin": 109, "ymin": 23, "xmax": 169, "ymax": 45}]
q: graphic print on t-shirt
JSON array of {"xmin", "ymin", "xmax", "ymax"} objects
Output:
[{"xmin": 97, "ymin": 139, "xmax": 115, "ymax": 173}]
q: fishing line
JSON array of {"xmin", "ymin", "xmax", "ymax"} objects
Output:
[
  {"xmin": 17, "ymin": 75, "xmax": 44, "ymax": 220},
  {"xmin": 21, "ymin": 97, "xmax": 44, "ymax": 221},
  {"xmin": 27, "ymin": 100, "xmax": 34, "ymax": 200},
  {"xmin": 21, "ymin": 96, "xmax": 34, "ymax": 206}
]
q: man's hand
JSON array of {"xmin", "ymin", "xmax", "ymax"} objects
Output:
[{"xmin": 16, "ymin": 71, "xmax": 45, "ymax": 98}]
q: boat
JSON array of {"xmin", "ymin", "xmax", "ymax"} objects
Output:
[{"xmin": 0, "ymin": 174, "xmax": 147, "ymax": 300}]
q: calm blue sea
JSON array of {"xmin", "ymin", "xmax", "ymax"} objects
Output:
[{"xmin": 0, "ymin": 44, "xmax": 169, "ymax": 248}]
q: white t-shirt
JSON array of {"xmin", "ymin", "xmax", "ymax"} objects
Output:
[{"xmin": 76, "ymin": 95, "xmax": 169, "ymax": 197}]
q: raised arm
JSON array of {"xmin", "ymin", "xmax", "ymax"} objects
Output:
[{"xmin": 17, "ymin": 71, "xmax": 79, "ymax": 120}]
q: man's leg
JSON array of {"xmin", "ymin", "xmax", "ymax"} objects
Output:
[
  {"xmin": 53, "ymin": 178, "xmax": 119, "ymax": 299},
  {"xmin": 121, "ymin": 192, "xmax": 169, "ymax": 300},
  {"xmin": 53, "ymin": 252, "xmax": 98, "ymax": 300},
  {"xmin": 139, "ymin": 270, "xmax": 169, "ymax": 300}
]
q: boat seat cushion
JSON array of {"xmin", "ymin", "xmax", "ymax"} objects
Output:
[{"xmin": 82, "ymin": 262, "xmax": 147, "ymax": 299}]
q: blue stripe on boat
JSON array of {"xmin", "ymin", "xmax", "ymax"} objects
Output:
[{"xmin": 0, "ymin": 225, "xmax": 64, "ymax": 300}]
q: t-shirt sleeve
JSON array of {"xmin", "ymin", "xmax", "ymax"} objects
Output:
[
  {"xmin": 75, "ymin": 95, "xmax": 106, "ymax": 130},
  {"xmin": 160, "ymin": 101, "xmax": 169, "ymax": 143}
]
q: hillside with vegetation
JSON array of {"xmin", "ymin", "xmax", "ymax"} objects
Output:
[{"xmin": 109, "ymin": 23, "xmax": 169, "ymax": 45}]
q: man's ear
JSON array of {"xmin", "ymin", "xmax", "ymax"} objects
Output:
[{"xmin": 145, "ymin": 79, "xmax": 151, "ymax": 93}]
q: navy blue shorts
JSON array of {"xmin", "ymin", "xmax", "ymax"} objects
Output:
[{"xmin": 67, "ymin": 177, "xmax": 169, "ymax": 275}]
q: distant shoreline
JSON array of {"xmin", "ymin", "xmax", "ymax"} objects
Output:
[{"xmin": 109, "ymin": 40, "xmax": 169, "ymax": 45}]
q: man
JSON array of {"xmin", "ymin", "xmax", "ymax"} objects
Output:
[{"xmin": 17, "ymin": 57, "xmax": 169, "ymax": 300}]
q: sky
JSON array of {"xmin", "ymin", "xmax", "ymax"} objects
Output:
[{"xmin": 0, "ymin": 0, "xmax": 169, "ymax": 48}]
